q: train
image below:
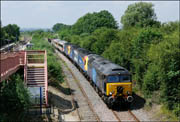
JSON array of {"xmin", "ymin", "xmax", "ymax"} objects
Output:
[{"xmin": 50, "ymin": 38, "xmax": 134, "ymax": 108}]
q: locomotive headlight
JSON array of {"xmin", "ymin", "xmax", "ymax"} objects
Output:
[
  {"xmin": 109, "ymin": 91, "xmax": 114, "ymax": 95},
  {"xmin": 127, "ymin": 91, "xmax": 131, "ymax": 95}
]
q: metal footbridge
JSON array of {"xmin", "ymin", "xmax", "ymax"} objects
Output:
[{"xmin": 0, "ymin": 50, "xmax": 48, "ymax": 106}]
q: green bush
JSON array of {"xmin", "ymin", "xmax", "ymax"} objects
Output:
[
  {"xmin": 147, "ymin": 29, "xmax": 180, "ymax": 117},
  {"xmin": 0, "ymin": 73, "xmax": 31, "ymax": 121},
  {"xmin": 143, "ymin": 64, "xmax": 161, "ymax": 96}
]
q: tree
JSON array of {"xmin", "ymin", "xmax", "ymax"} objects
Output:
[
  {"xmin": 147, "ymin": 28, "xmax": 180, "ymax": 116},
  {"xmin": 80, "ymin": 34, "xmax": 96, "ymax": 51},
  {"xmin": 160, "ymin": 21, "xmax": 180, "ymax": 34},
  {"xmin": 132, "ymin": 27, "xmax": 163, "ymax": 59},
  {"xmin": 58, "ymin": 29, "xmax": 71, "ymax": 41},
  {"xmin": 52, "ymin": 23, "xmax": 71, "ymax": 32},
  {"xmin": 69, "ymin": 35, "xmax": 82, "ymax": 45},
  {"xmin": 72, "ymin": 10, "xmax": 118, "ymax": 35},
  {"xmin": 131, "ymin": 27, "xmax": 163, "ymax": 87},
  {"xmin": 0, "ymin": 73, "xmax": 31, "ymax": 121},
  {"xmin": 0, "ymin": 23, "xmax": 20, "ymax": 47},
  {"xmin": 0, "ymin": 22, "xmax": 5, "ymax": 47},
  {"xmin": 91, "ymin": 27, "xmax": 118, "ymax": 55},
  {"xmin": 121, "ymin": 2, "xmax": 160, "ymax": 28},
  {"xmin": 102, "ymin": 28, "xmax": 137, "ymax": 70},
  {"xmin": 3, "ymin": 24, "xmax": 20, "ymax": 42}
]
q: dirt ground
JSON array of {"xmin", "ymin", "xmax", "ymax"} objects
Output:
[{"xmin": 48, "ymin": 83, "xmax": 80, "ymax": 121}]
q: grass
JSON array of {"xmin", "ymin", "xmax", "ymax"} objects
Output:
[{"xmin": 154, "ymin": 105, "xmax": 179, "ymax": 121}]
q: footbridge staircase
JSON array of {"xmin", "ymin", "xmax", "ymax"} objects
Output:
[{"xmin": 0, "ymin": 51, "xmax": 48, "ymax": 106}]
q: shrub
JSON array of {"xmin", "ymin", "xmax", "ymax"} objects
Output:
[{"xmin": 0, "ymin": 73, "xmax": 31, "ymax": 121}]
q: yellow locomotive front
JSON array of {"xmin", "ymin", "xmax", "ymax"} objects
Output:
[{"xmin": 106, "ymin": 75, "xmax": 133, "ymax": 107}]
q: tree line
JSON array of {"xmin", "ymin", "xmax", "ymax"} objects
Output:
[
  {"xmin": 52, "ymin": 2, "xmax": 180, "ymax": 118},
  {"xmin": 0, "ymin": 21, "xmax": 20, "ymax": 48}
]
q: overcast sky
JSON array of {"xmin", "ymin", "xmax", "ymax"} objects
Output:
[{"xmin": 1, "ymin": 1, "xmax": 179, "ymax": 29}]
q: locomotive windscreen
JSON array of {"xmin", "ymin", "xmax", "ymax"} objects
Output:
[{"xmin": 107, "ymin": 75, "xmax": 131, "ymax": 83}]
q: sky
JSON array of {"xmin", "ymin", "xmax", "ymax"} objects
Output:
[{"xmin": 1, "ymin": 1, "xmax": 179, "ymax": 29}]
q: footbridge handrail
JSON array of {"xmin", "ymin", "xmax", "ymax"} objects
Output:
[{"xmin": 0, "ymin": 51, "xmax": 26, "ymax": 82}]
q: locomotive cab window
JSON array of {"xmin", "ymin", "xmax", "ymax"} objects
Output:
[
  {"xmin": 120, "ymin": 75, "xmax": 131, "ymax": 82},
  {"xmin": 107, "ymin": 76, "xmax": 119, "ymax": 83},
  {"xmin": 58, "ymin": 44, "xmax": 63, "ymax": 48},
  {"xmin": 107, "ymin": 75, "xmax": 131, "ymax": 83}
]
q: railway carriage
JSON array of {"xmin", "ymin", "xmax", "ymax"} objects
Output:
[
  {"xmin": 86, "ymin": 54, "xmax": 104, "ymax": 81},
  {"xmin": 76, "ymin": 48, "xmax": 92, "ymax": 73},
  {"xmin": 51, "ymin": 39, "xmax": 67, "ymax": 52},
  {"xmin": 69, "ymin": 45, "xmax": 79, "ymax": 61},
  {"xmin": 51, "ymin": 39, "xmax": 59, "ymax": 49},
  {"xmin": 57, "ymin": 40, "xmax": 67, "ymax": 52},
  {"xmin": 71, "ymin": 46, "xmax": 79, "ymax": 64},
  {"xmin": 64, "ymin": 42, "xmax": 71, "ymax": 56}
]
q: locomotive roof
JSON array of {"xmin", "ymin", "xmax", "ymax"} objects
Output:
[
  {"xmin": 58, "ymin": 40, "xmax": 67, "ymax": 45},
  {"xmin": 52, "ymin": 39, "xmax": 59, "ymax": 42},
  {"xmin": 64, "ymin": 42, "xmax": 71, "ymax": 46},
  {"xmin": 89, "ymin": 54, "xmax": 130, "ymax": 75},
  {"xmin": 70, "ymin": 44, "xmax": 80, "ymax": 49},
  {"xmin": 53, "ymin": 39, "xmax": 67, "ymax": 44},
  {"xmin": 88, "ymin": 54, "xmax": 104, "ymax": 63},
  {"xmin": 77, "ymin": 48, "xmax": 93, "ymax": 57}
]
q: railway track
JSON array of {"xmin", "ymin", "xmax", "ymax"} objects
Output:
[
  {"xmin": 63, "ymin": 61, "xmax": 100, "ymax": 121},
  {"xmin": 128, "ymin": 110, "xmax": 140, "ymax": 122},
  {"xmin": 112, "ymin": 111, "xmax": 121, "ymax": 122},
  {"xmin": 66, "ymin": 63, "xmax": 100, "ymax": 121},
  {"xmin": 112, "ymin": 109, "xmax": 140, "ymax": 122},
  {"xmin": 55, "ymin": 49, "xmax": 140, "ymax": 121}
]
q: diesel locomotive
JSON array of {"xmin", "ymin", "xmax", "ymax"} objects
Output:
[{"xmin": 51, "ymin": 39, "xmax": 134, "ymax": 108}]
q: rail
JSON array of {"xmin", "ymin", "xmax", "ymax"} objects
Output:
[
  {"xmin": 44, "ymin": 50, "xmax": 48, "ymax": 106},
  {"xmin": 128, "ymin": 110, "xmax": 140, "ymax": 122}
]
